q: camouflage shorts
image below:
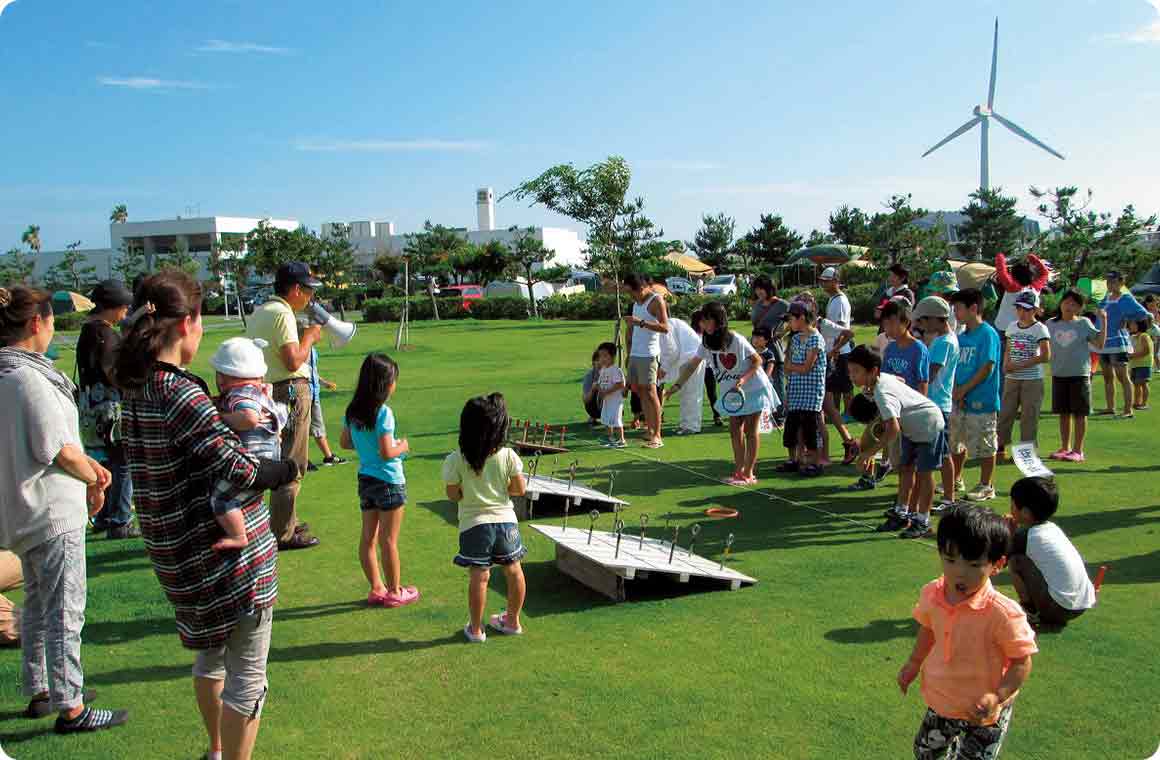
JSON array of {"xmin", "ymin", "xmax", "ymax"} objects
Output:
[{"xmin": 913, "ymin": 703, "xmax": 1013, "ymax": 760}]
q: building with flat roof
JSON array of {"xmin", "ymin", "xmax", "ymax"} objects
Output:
[
  {"xmin": 322, "ymin": 187, "xmax": 588, "ymax": 270},
  {"xmin": 110, "ymin": 215, "xmax": 299, "ymax": 271}
]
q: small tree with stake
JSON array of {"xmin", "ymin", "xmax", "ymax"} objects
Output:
[
  {"xmin": 45, "ymin": 240, "xmax": 97, "ymax": 292},
  {"xmin": 507, "ymin": 226, "xmax": 556, "ymax": 318}
]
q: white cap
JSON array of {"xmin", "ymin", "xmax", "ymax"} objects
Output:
[
  {"xmin": 819, "ymin": 266, "xmax": 838, "ymax": 281},
  {"xmin": 210, "ymin": 337, "xmax": 269, "ymax": 378}
]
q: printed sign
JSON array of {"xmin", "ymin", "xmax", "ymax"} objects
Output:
[{"xmin": 1010, "ymin": 442, "xmax": 1054, "ymax": 479}]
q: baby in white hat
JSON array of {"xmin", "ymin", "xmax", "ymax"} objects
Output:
[{"xmin": 208, "ymin": 337, "xmax": 288, "ymax": 551}]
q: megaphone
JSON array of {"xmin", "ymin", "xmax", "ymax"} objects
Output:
[{"xmin": 304, "ymin": 301, "xmax": 357, "ymax": 349}]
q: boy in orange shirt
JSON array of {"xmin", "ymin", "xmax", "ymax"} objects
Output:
[{"xmin": 898, "ymin": 504, "xmax": 1038, "ymax": 759}]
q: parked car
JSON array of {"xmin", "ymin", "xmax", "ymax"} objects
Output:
[
  {"xmin": 438, "ymin": 284, "xmax": 485, "ymax": 311},
  {"xmin": 666, "ymin": 276, "xmax": 695, "ymax": 295},
  {"xmin": 702, "ymin": 274, "xmax": 738, "ymax": 296}
]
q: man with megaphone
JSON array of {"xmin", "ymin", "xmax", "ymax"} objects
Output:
[{"xmin": 247, "ymin": 262, "xmax": 324, "ymax": 551}]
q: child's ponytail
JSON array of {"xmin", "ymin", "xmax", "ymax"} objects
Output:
[{"xmin": 114, "ymin": 270, "xmax": 202, "ymax": 390}]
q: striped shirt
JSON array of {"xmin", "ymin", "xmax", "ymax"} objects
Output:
[{"xmin": 121, "ymin": 363, "xmax": 278, "ymax": 650}]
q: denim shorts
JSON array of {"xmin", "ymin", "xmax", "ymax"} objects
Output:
[
  {"xmin": 358, "ymin": 475, "xmax": 406, "ymax": 511},
  {"xmin": 454, "ymin": 523, "xmax": 527, "ymax": 568},
  {"xmin": 1099, "ymin": 352, "xmax": 1129, "ymax": 367},
  {"xmin": 1131, "ymin": 366, "xmax": 1152, "ymax": 383},
  {"xmin": 900, "ymin": 429, "xmax": 949, "ymax": 473}
]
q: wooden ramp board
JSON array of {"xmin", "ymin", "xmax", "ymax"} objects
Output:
[
  {"xmin": 512, "ymin": 441, "xmax": 569, "ymax": 455},
  {"xmin": 515, "ymin": 476, "xmax": 628, "ymax": 520},
  {"xmin": 529, "ymin": 523, "xmax": 756, "ymax": 602}
]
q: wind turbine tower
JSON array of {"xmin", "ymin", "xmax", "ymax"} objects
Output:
[{"xmin": 921, "ymin": 18, "xmax": 1066, "ymax": 192}]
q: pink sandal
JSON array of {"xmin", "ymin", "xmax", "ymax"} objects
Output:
[{"xmin": 382, "ymin": 586, "xmax": 420, "ymax": 608}]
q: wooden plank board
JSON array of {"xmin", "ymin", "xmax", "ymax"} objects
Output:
[{"xmin": 529, "ymin": 523, "xmax": 756, "ymax": 588}]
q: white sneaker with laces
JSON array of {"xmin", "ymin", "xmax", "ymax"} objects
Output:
[{"xmin": 966, "ymin": 483, "xmax": 996, "ymax": 502}]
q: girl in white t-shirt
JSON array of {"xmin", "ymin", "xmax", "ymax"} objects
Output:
[
  {"xmin": 666, "ymin": 302, "xmax": 777, "ymax": 485},
  {"xmin": 595, "ymin": 342, "xmax": 626, "ymax": 448}
]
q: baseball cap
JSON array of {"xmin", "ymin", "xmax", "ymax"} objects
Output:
[
  {"xmin": 819, "ymin": 266, "xmax": 838, "ymax": 281},
  {"xmin": 275, "ymin": 262, "xmax": 322, "ymax": 291},
  {"xmin": 913, "ymin": 295, "xmax": 951, "ymax": 320},
  {"xmin": 1014, "ymin": 290, "xmax": 1039, "ymax": 309},
  {"xmin": 1105, "ymin": 270, "xmax": 1123, "ymax": 281},
  {"xmin": 89, "ymin": 279, "xmax": 133, "ymax": 308}
]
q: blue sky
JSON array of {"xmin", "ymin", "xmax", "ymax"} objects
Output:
[{"xmin": 1, "ymin": 0, "xmax": 1157, "ymax": 252}]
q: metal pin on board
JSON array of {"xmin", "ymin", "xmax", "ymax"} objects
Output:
[
  {"xmin": 720, "ymin": 533, "xmax": 735, "ymax": 570},
  {"xmin": 587, "ymin": 510, "xmax": 600, "ymax": 545},
  {"xmin": 668, "ymin": 526, "xmax": 680, "ymax": 564},
  {"xmin": 687, "ymin": 524, "xmax": 701, "ymax": 557},
  {"xmin": 606, "ymin": 471, "xmax": 616, "ymax": 501},
  {"xmin": 613, "ymin": 519, "xmax": 625, "ymax": 559},
  {"xmin": 638, "ymin": 514, "xmax": 649, "ymax": 549}
]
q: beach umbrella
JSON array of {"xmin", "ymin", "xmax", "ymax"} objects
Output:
[
  {"xmin": 51, "ymin": 290, "xmax": 95, "ymax": 315},
  {"xmin": 785, "ymin": 244, "xmax": 868, "ymax": 266}
]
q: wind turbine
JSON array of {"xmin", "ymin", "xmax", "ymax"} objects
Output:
[{"xmin": 922, "ymin": 18, "xmax": 1065, "ymax": 192}]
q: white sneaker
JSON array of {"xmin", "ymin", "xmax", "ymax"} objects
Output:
[
  {"xmin": 463, "ymin": 624, "xmax": 486, "ymax": 643},
  {"xmin": 966, "ymin": 483, "xmax": 996, "ymax": 502}
]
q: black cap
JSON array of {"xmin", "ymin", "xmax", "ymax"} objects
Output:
[
  {"xmin": 1105, "ymin": 270, "xmax": 1122, "ymax": 281},
  {"xmin": 90, "ymin": 279, "xmax": 133, "ymax": 308},
  {"xmin": 275, "ymin": 262, "xmax": 322, "ymax": 291}
]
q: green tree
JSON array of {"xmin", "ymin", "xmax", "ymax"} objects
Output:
[
  {"xmin": 805, "ymin": 229, "xmax": 836, "ymax": 247},
  {"xmin": 828, "ymin": 205, "xmax": 873, "ymax": 246},
  {"xmin": 372, "ymin": 253, "xmax": 403, "ymax": 288},
  {"xmin": 686, "ymin": 212, "xmax": 735, "ymax": 270},
  {"xmin": 0, "ymin": 247, "xmax": 35, "ymax": 284},
  {"xmin": 155, "ymin": 238, "xmax": 201, "ymax": 278},
  {"xmin": 1030, "ymin": 186, "xmax": 1158, "ymax": 285},
  {"xmin": 314, "ymin": 225, "xmax": 358, "ymax": 319},
  {"xmin": 22, "ymin": 224, "xmax": 41, "ymax": 254},
  {"xmin": 247, "ymin": 220, "xmax": 322, "ymax": 276},
  {"xmin": 957, "ymin": 187, "xmax": 1024, "ymax": 261},
  {"xmin": 596, "ymin": 196, "xmax": 663, "ymax": 279},
  {"xmin": 209, "ymin": 235, "xmax": 251, "ymax": 326},
  {"xmin": 45, "ymin": 240, "xmax": 97, "ymax": 291},
  {"xmin": 505, "ymin": 227, "xmax": 556, "ymax": 318},
  {"xmin": 740, "ymin": 213, "xmax": 803, "ymax": 270},
  {"xmin": 109, "ymin": 204, "xmax": 128, "ymax": 224},
  {"xmin": 402, "ymin": 222, "xmax": 470, "ymax": 320},
  {"xmin": 503, "ymin": 156, "xmax": 632, "ymax": 325},
  {"xmin": 112, "ymin": 240, "xmax": 146, "ymax": 285},
  {"xmin": 864, "ymin": 194, "xmax": 948, "ymax": 281},
  {"xmin": 448, "ymin": 244, "xmax": 482, "ymax": 284},
  {"xmin": 473, "ymin": 239, "xmax": 510, "ymax": 285}
]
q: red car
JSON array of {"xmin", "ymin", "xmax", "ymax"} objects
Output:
[{"xmin": 439, "ymin": 284, "xmax": 485, "ymax": 311}]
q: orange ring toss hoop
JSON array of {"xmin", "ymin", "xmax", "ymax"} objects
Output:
[{"xmin": 705, "ymin": 506, "xmax": 739, "ymax": 518}]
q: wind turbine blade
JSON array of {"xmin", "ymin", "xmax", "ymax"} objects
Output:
[
  {"xmin": 990, "ymin": 111, "xmax": 1066, "ymax": 160},
  {"xmin": 921, "ymin": 117, "xmax": 982, "ymax": 157},
  {"xmin": 988, "ymin": 18, "xmax": 999, "ymax": 109}
]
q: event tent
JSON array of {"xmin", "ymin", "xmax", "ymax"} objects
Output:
[
  {"xmin": 785, "ymin": 244, "xmax": 869, "ymax": 266},
  {"xmin": 663, "ymin": 251, "xmax": 715, "ymax": 276}
]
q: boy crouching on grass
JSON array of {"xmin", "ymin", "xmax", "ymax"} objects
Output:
[
  {"xmin": 1006, "ymin": 477, "xmax": 1096, "ymax": 630},
  {"xmin": 898, "ymin": 504, "xmax": 1037, "ymax": 759}
]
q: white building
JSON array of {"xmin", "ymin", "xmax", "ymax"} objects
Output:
[
  {"xmin": 322, "ymin": 187, "xmax": 588, "ymax": 270},
  {"xmin": 111, "ymin": 215, "xmax": 300, "ymax": 274}
]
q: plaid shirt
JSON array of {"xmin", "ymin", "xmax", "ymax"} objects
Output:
[
  {"xmin": 787, "ymin": 331, "xmax": 827, "ymax": 411},
  {"xmin": 122, "ymin": 363, "xmax": 278, "ymax": 650}
]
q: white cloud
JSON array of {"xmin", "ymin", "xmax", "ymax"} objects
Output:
[
  {"xmin": 637, "ymin": 159, "xmax": 724, "ymax": 171},
  {"xmin": 196, "ymin": 39, "xmax": 292, "ymax": 55},
  {"xmin": 98, "ymin": 76, "xmax": 215, "ymax": 91},
  {"xmin": 293, "ymin": 138, "xmax": 489, "ymax": 152},
  {"xmin": 1099, "ymin": 0, "xmax": 1160, "ymax": 42}
]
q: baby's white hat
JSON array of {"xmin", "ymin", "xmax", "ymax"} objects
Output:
[{"xmin": 210, "ymin": 337, "xmax": 269, "ymax": 378}]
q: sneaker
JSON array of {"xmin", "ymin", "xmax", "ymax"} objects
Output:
[
  {"xmin": 875, "ymin": 513, "xmax": 909, "ymax": 533},
  {"xmin": 874, "ymin": 461, "xmax": 893, "ymax": 483},
  {"xmin": 882, "ymin": 504, "xmax": 907, "ymax": 518},
  {"xmin": 1063, "ymin": 451, "xmax": 1085, "ymax": 463},
  {"xmin": 54, "ymin": 705, "xmax": 129, "ymax": 734},
  {"xmin": 966, "ymin": 483, "xmax": 997, "ymax": 502},
  {"xmin": 463, "ymin": 624, "xmax": 486, "ymax": 643},
  {"xmin": 106, "ymin": 522, "xmax": 140, "ymax": 540},
  {"xmin": 931, "ymin": 500, "xmax": 956, "ymax": 515},
  {"xmin": 841, "ymin": 440, "xmax": 860, "ymax": 465},
  {"xmin": 306, "ymin": 461, "xmax": 319, "ymax": 472},
  {"xmin": 899, "ymin": 520, "xmax": 933, "ymax": 539},
  {"xmin": 322, "ymin": 456, "xmax": 348, "ymax": 466},
  {"xmin": 610, "ymin": 440, "xmax": 627, "ymax": 449},
  {"xmin": 799, "ymin": 465, "xmax": 823, "ymax": 478},
  {"xmin": 713, "ymin": 415, "xmax": 724, "ymax": 427},
  {"xmin": 487, "ymin": 610, "xmax": 524, "ymax": 635},
  {"xmin": 673, "ymin": 427, "xmax": 692, "ymax": 436},
  {"xmin": 847, "ymin": 475, "xmax": 876, "ymax": 491},
  {"xmin": 26, "ymin": 690, "xmax": 98, "ymax": 719}
]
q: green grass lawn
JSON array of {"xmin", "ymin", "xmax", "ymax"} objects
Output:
[{"xmin": 3, "ymin": 319, "xmax": 1158, "ymax": 759}]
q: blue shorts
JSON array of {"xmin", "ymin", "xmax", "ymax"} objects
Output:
[
  {"xmin": 454, "ymin": 523, "xmax": 527, "ymax": 568},
  {"xmin": 1131, "ymin": 366, "xmax": 1152, "ymax": 383},
  {"xmin": 900, "ymin": 430, "xmax": 949, "ymax": 473},
  {"xmin": 358, "ymin": 475, "xmax": 406, "ymax": 511}
]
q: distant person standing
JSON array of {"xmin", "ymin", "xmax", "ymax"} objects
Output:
[
  {"xmin": 1096, "ymin": 270, "xmax": 1149, "ymax": 418},
  {"xmin": 76, "ymin": 279, "xmax": 139, "ymax": 539},
  {"xmin": 248, "ymin": 262, "xmax": 323, "ymax": 551},
  {"xmin": 750, "ymin": 275, "xmax": 788, "ymax": 421},
  {"xmin": 306, "ymin": 346, "xmax": 346, "ymax": 470},
  {"xmin": 624, "ymin": 273, "xmax": 670, "ymax": 448},
  {"xmin": 886, "ymin": 264, "xmax": 916, "ymax": 307}
]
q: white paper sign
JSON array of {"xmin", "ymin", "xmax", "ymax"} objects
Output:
[{"xmin": 1011, "ymin": 442, "xmax": 1054, "ymax": 479}]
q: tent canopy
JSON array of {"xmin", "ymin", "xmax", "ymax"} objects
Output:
[
  {"xmin": 663, "ymin": 251, "xmax": 714, "ymax": 276},
  {"xmin": 785, "ymin": 244, "xmax": 869, "ymax": 266},
  {"xmin": 51, "ymin": 290, "xmax": 95, "ymax": 315}
]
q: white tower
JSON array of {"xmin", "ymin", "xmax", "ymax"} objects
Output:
[{"xmin": 476, "ymin": 187, "xmax": 495, "ymax": 231}]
